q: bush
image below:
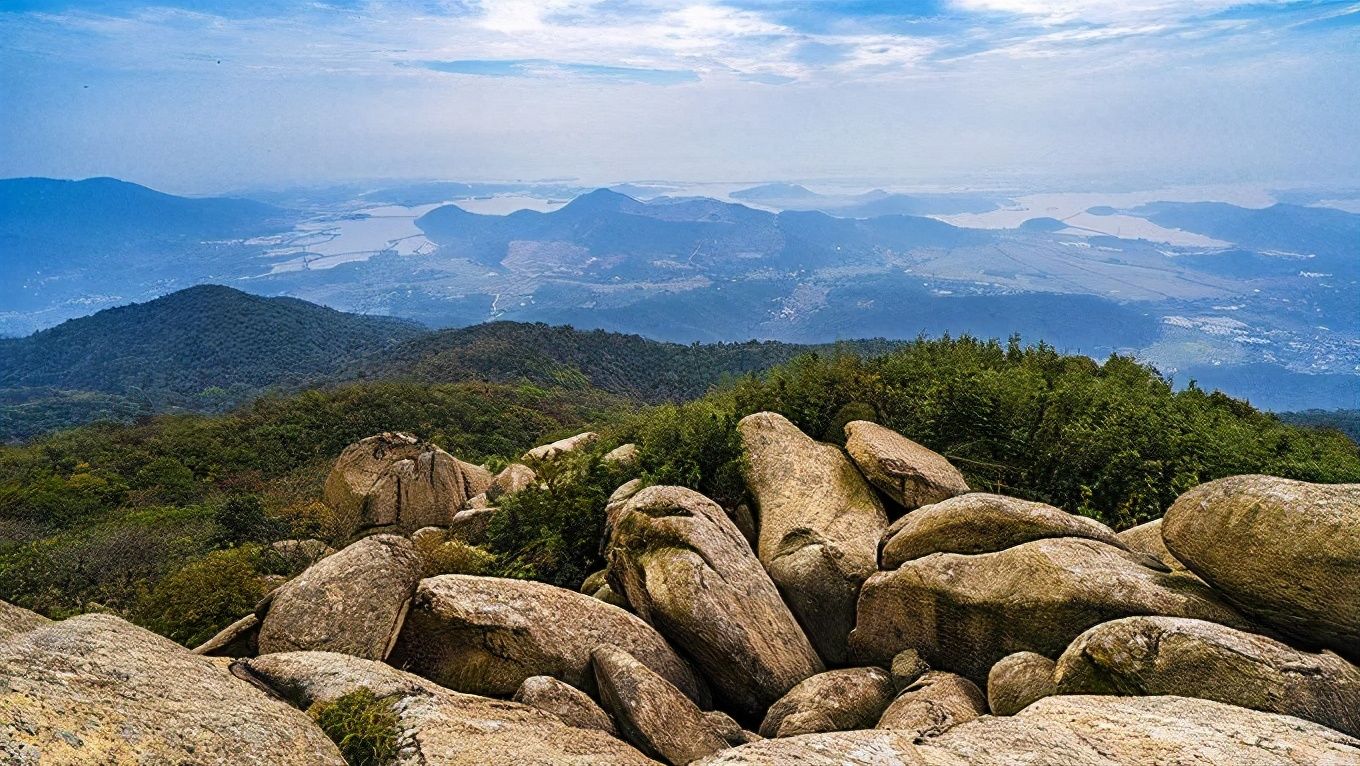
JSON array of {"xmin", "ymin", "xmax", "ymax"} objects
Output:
[
  {"xmin": 309, "ymin": 689, "xmax": 400, "ymax": 766},
  {"xmin": 417, "ymin": 538, "xmax": 498, "ymax": 578},
  {"xmin": 131, "ymin": 546, "xmax": 271, "ymax": 647}
]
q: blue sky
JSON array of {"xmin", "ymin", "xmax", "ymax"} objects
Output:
[{"xmin": 1, "ymin": 0, "xmax": 1357, "ymax": 191}]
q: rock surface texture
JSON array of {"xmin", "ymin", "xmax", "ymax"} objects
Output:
[
  {"xmin": 0, "ymin": 599, "xmax": 48, "ymax": 642},
  {"xmin": 593, "ymin": 645, "xmax": 729, "ymax": 766},
  {"xmin": 258, "ymin": 533, "xmax": 422, "ymax": 660},
  {"xmin": 843, "ymin": 420, "xmax": 970, "ymax": 511},
  {"xmin": 1115, "ymin": 518, "xmax": 1189, "ymax": 571},
  {"xmin": 849, "ymin": 537, "xmax": 1247, "ymax": 684},
  {"xmin": 606, "ymin": 485, "xmax": 822, "ymax": 717},
  {"xmin": 242, "ymin": 651, "xmax": 659, "ymax": 766},
  {"xmin": 759, "ymin": 667, "xmax": 895, "ymax": 738},
  {"xmin": 512, "ymin": 675, "xmax": 619, "ymax": 736},
  {"xmin": 1163, "ymin": 475, "xmax": 1360, "ymax": 658},
  {"xmin": 739, "ymin": 412, "xmax": 888, "ymax": 664},
  {"xmin": 323, "ymin": 432, "xmax": 492, "ymax": 531},
  {"xmin": 879, "ymin": 492, "xmax": 1125, "ymax": 568},
  {"xmin": 874, "ymin": 671, "xmax": 987, "ymax": 737},
  {"xmin": 986, "ymin": 651, "xmax": 1057, "ymax": 715},
  {"xmin": 1054, "ymin": 615, "xmax": 1360, "ymax": 737},
  {"xmin": 0, "ymin": 615, "xmax": 345, "ymax": 765},
  {"xmin": 389, "ymin": 574, "xmax": 705, "ymax": 702}
]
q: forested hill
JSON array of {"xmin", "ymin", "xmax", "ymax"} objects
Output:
[{"xmin": 356, "ymin": 321, "xmax": 905, "ymax": 403}]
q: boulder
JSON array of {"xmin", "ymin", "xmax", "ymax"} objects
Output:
[
  {"xmin": 986, "ymin": 651, "xmax": 1056, "ymax": 715},
  {"xmin": 604, "ymin": 443, "xmax": 641, "ymax": 468},
  {"xmin": 738, "ymin": 412, "xmax": 888, "ymax": 664},
  {"xmin": 0, "ymin": 599, "xmax": 48, "ymax": 642},
  {"xmin": 606, "ymin": 485, "xmax": 822, "ymax": 717},
  {"xmin": 258, "ymin": 534, "xmax": 422, "ymax": 660},
  {"xmin": 523, "ymin": 432, "xmax": 599, "ymax": 463},
  {"xmin": 1163, "ymin": 475, "xmax": 1360, "ymax": 657},
  {"xmin": 389, "ymin": 574, "xmax": 705, "ymax": 703},
  {"xmin": 446, "ymin": 507, "xmax": 497, "ymax": 545},
  {"xmin": 880, "ymin": 493, "xmax": 1126, "ymax": 568},
  {"xmin": 0, "ymin": 614, "xmax": 344, "ymax": 764},
  {"xmin": 323, "ymin": 432, "xmax": 492, "ymax": 531},
  {"xmin": 703, "ymin": 712, "xmax": 761, "ymax": 747},
  {"xmin": 513, "ymin": 675, "xmax": 618, "ymax": 736},
  {"xmin": 1115, "ymin": 518, "xmax": 1188, "ymax": 571},
  {"xmin": 876, "ymin": 671, "xmax": 986, "ymax": 737},
  {"xmin": 849, "ymin": 537, "xmax": 1247, "ymax": 685},
  {"xmin": 581, "ymin": 569, "xmax": 610, "ymax": 594},
  {"xmin": 759, "ymin": 667, "xmax": 895, "ymax": 738},
  {"xmin": 240, "ymin": 651, "xmax": 658, "ymax": 766},
  {"xmin": 890, "ymin": 649, "xmax": 930, "ymax": 692},
  {"xmin": 693, "ymin": 695, "xmax": 1360, "ymax": 765},
  {"xmin": 843, "ymin": 420, "xmax": 970, "ymax": 511},
  {"xmin": 593, "ymin": 645, "xmax": 728, "ymax": 766},
  {"xmin": 487, "ymin": 462, "xmax": 537, "ymax": 501},
  {"xmin": 193, "ymin": 613, "xmax": 260, "ymax": 657},
  {"xmin": 1054, "ymin": 616, "xmax": 1360, "ymax": 737},
  {"xmin": 409, "ymin": 526, "xmax": 446, "ymax": 548},
  {"xmin": 464, "ymin": 492, "xmax": 491, "ymax": 509},
  {"xmin": 729, "ymin": 502, "xmax": 758, "ymax": 549}
]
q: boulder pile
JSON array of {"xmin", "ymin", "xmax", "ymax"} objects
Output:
[{"xmin": 4, "ymin": 420, "xmax": 1358, "ymax": 766}]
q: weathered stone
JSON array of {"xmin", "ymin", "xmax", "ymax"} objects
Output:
[
  {"xmin": 843, "ymin": 420, "xmax": 970, "ymax": 511},
  {"xmin": 523, "ymin": 432, "xmax": 599, "ymax": 463},
  {"xmin": 0, "ymin": 615, "xmax": 344, "ymax": 765},
  {"xmin": 409, "ymin": 525, "xmax": 445, "ymax": 547},
  {"xmin": 1115, "ymin": 518, "xmax": 1189, "ymax": 571},
  {"xmin": 880, "ymin": 493, "xmax": 1126, "ymax": 568},
  {"xmin": 193, "ymin": 613, "xmax": 260, "ymax": 657},
  {"xmin": 693, "ymin": 695, "xmax": 1360, "ymax": 765},
  {"xmin": 446, "ymin": 507, "xmax": 497, "ymax": 545},
  {"xmin": 729, "ymin": 502, "xmax": 758, "ymax": 549},
  {"xmin": 1163, "ymin": 475, "xmax": 1360, "ymax": 657},
  {"xmin": 759, "ymin": 667, "xmax": 895, "ymax": 738},
  {"xmin": 323, "ymin": 432, "xmax": 492, "ymax": 531},
  {"xmin": 513, "ymin": 675, "xmax": 618, "ymax": 736},
  {"xmin": 464, "ymin": 492, "xmax": 491, "ymax": 509},
  {"xmin": 849, "ymin": 537, "xmax": 1247, "ymax": 685},
  {"xmin": 389, "ymin": 574, "xmax": 706, "ymax": 703},
  {"xmin": 738, "ymin": 412, "xmax": 888, "ymax": 664},
  {"xmin": 703, "ymin": 711, "xmax": 761, "ymax": 746},
  {"xmin": 606, "ymin": 485, "xmax": 822, "ymax": 718},
  {"xmin": 1055, "ymin": 616, "xmax": 1360, "ymax": 737},
  {"xmin": 986, "ymin": 651, "xmax": 1056, "ymax": 715},
  {"xmin": 890, "ymin": 649, "xmax": 930, "ymax": 692},
  {"xmin": 487, "ymin": 462, "xmax": 537, "ymax": 501},
  {"xmin": 258, "ymin": 534, "xmax": 422, "ymax": 660},
  {"xmin": 876, "ymin": 671, "xmax": 986, "ymax": 737},
  {"xmin": 593, "ymin": 645, "xmax": 728, "ymax": 766},
  {"xmin": 0, "ymin": 599, "xmax": 48, "ymax": 642},
  {"xmin": 241, "ymin": 651, "xmax": 658, "ymax": 766},
  {"xmin": 604, "ymin": 443, "xmax": 641, "ymax": 468},
  {"xmin": 582, "ymin": 569, "xmax": 610, "ymax": 594},
  {"xmin": 593, "ymin": 581, "xmax": 631, "ymax": 610}
]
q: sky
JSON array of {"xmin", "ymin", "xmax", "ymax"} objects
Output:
[{"xmin": 1, "ymin": 0, "xmax": 1357, "ymax": 193}]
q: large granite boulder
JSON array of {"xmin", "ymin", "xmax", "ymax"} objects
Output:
[
  {"xmin": 986, "ymin": 651, "xmax": 1056, "ymax": 715},
  {"xmin": 523, "ymin": 431, "xmax": 599, "ymax": 463},
  {"xmin": 759, "ymin": 668, "xmax": 894, "ymax": 738},
  {"xmin": 879, "ymin": 493, "xmax": 1126, "ymax": 568},
  {"xmin": 323, "ymin": 432, "xmax": 492, "ymax": 531},
  {"xmin": 1163, "ymin": 475, "xmax": 1360, "ymax": 658},
  {"xmin": 875, "ymin": 671, "xmax": 986, "ymax": 737},
  {"xmin": 738, "ymin": 412, "xmax": 888, "ymax": 664},
  {"xmin": 0, "ymin": 614, "xmax": 344, "ymax": 765},
  {"xmin": 258, "ymin": 534, "xmax": 422, "ymax": 660},
  {"xmin": 240, "ymin": 651, "xmax": 658, "ymax": 766},
  {"xmin": 843, "ymin": 420, "xmax": 970, "ymax": 511},
  {"xmin": 693, "ymin": 695, "xmax": 1360, "ymax": 765},
  {"xmin": 606, "ymin": 485, "xmax": 822, "ymax": 718},
  {"xmin": 487, "ymin": 462, "xmax": 537, "ymax": 501},
  {"xmin": 1115, "ymin": 518, "xmax": 1189, "ymax": 571},
  {"xmin": 513, "ymin": 675, "xmax": 618, "ymax": 736},
  {"xmin": 1054, "ymin": 616, "xmax": 1360, "ymax": 737},
  {"xmin": 593, "ymin": 645, "xmax": 728, "ymax": 766},
  {"xmin": 0, "ymin": 599, "xmax": 48, "ymax": 642},
  {"xmin": 389, "ymin": 574, "xmax": 705, "ymax": 703},
  {"xmin": 849, "ymin": 537, "xmax": 1247, "ymax": 684}
]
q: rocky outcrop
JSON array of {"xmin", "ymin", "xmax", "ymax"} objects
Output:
[
  {"xmin": 257, "ymin": 534, "xmax": 422, "ymax": 660},
  {"xmin": 1054, "ymin": 616, "xmax": 1360, "ymax": 737},
  {"xmin": 849, "ymin": 537, "xmax": 1247, "ymax": 684},
  {"xmin": 986, "ymin": 651, "xmax": 1056, "ymax": 715},
  {"xmin": 843, "ymin": 420, "xmax": 970, "ymax": 511},
  {"xmin": 738, "ymin": 412, "xmax": 887, "ymax": 664},
  {"xmin": 593, "ymin": 645, "xmax": 728, "ymax": 766},
  {"xmin": 513, "ymin": 675, "xmax": 618, "ymax": 736},
  {"xmin": 0, "ymin": 614, "xmax": 344, "ymax": 764},
  {"xmin": 446, "ymin": 507, "xmax": 497, "ymax": 544},
  {"xmin": 389, "ymin": 574, "xmax": 705, "ymax": 702},
  {"xmin": 758, "ymin": 667, "xmax": 894, "ymax": 738},
  {"xmin": 1116, "ymin": 518, "xmax": 1189, "ymax": 571},
  {"xmin": 323, "ymin": 432, "xmax": 492, "ymax": 531},
  {"xmin": 193, "ymin": 613, "xmax": 261, "ymax": 657},
  {"xmin": 523, "ymin": 432, "xmax": 599, "ymax": 463},
  {"xmin": 606, "ymin": 485, "xmax": 822, "ymax": 718},
  {"xmin": 241, "ymin": 651, "xmax": 659, "ymax": 766},
  {"xmin": 487, "ymin": 462, "xmax": 537, "ymax": 501},
  {"xmin": 694, "ymin": 695, "xmax": 1360, "ymax": 765},
  {"xmin": 879, "ymin": 493, "xmax": 1126, "ymax": 568},
  {"xmin": 0, "ymin": 599, "xmax": 48, "ymax": 642},
  {"xmin": 875, "ymin": 671, "xmax": 986, "ymax": 736},
  {"xmin": 1163, "ymin": 475, "xmax": 1360, "ymax": 657},
  {"xmin": 604, "ymin": 443, "xmax": 641, "ymax": 468}
]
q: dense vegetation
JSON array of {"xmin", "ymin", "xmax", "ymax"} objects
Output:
[
  {"xmin": 1279, "ymin": 409, "xmax": 1360, "ymax": 444},
  {"xmin": 2, "ymin": 334, "xmax": 1356, "ymax": 649}
]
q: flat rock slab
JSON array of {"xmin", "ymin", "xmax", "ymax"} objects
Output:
[
  {"xmin": 0, "ymin": 614, "xmax": 344, "ymax": 765},
  {"xmin": 242, "ymin": 651, "xmax": 660, "ymax": 766},
  {"xmin": 389, "ymin": 574, "xmax": 705, "ymax": 702},
  {"xmin": 843, "ymin": 420, "xmax": 969, "ymax": 511}
]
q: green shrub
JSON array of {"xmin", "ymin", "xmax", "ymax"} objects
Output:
[
  {"xmin": 309, "ymin": 689, "xmax": 400, "ymax": 766},
  {"xmin": 418, "ymin": 539, "xmax": 497, "ymax": 578},
  {"xmin": 131, "ymin": 545, "xmax": 270, "ymax": 647}
]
